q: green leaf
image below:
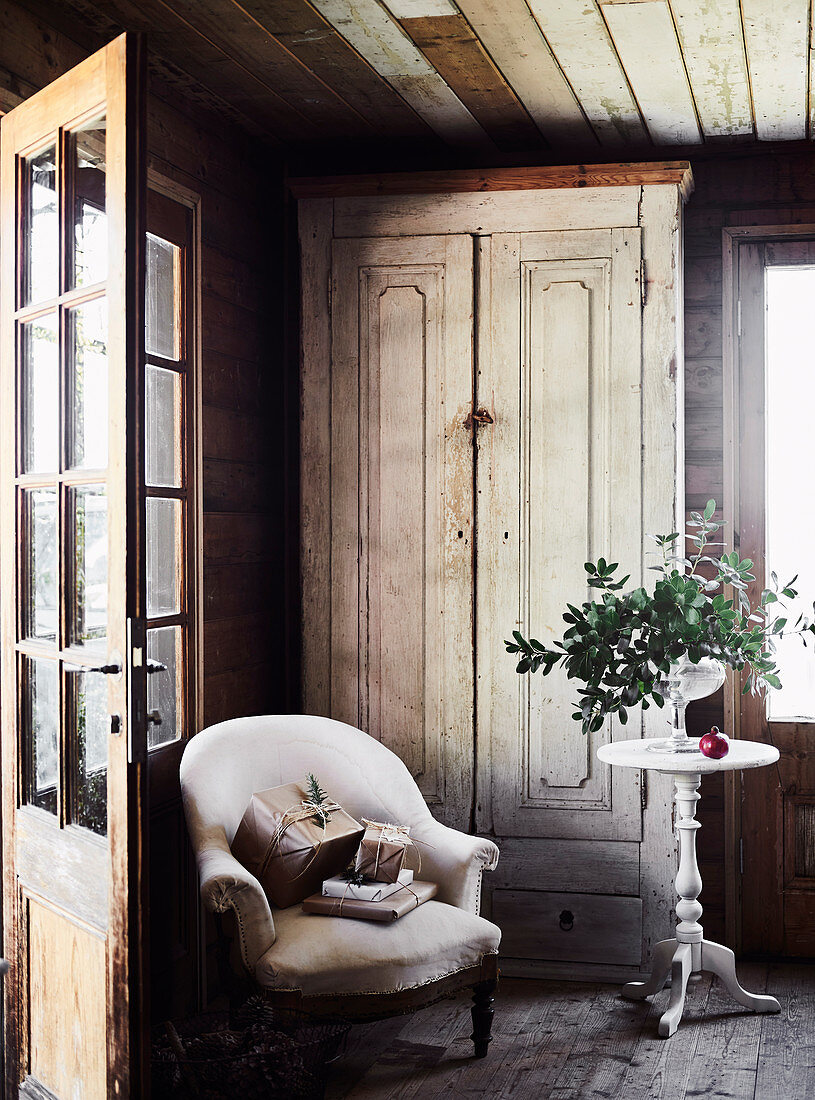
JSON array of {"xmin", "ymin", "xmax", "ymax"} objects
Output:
[{"xmin": 704, "ymin": 499, "xmax": 716, "ymax": 520}]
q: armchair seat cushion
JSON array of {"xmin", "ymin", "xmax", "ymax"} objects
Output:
[{"xmin": 254, "ymin": 900, "xmax": 500, "ymax": 997}]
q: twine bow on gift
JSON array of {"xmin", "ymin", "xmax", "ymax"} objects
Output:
[
  {"xmin": 261, "ymin": 796, "xmax": 342, "ymax": 882},
  {"xmin": 360, "ymin": 817, "xmax": 434, "ymax": 877}
]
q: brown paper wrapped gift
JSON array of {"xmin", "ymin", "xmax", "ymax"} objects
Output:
[
  {"xmin": 302, "ymin": 880, "xmax": 438, "ymax": 922},
  {"xmin": 354, "ymin": 818, "xmax": 416, "ymax": 883},
  {"xmin": 231, "ymin": 781, "xmax": 365, "ymax": 908}
]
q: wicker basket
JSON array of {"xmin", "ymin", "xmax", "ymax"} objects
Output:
[{"xmin": 151, "ymin": 998, "xmax": 350, "ymax": 1100}]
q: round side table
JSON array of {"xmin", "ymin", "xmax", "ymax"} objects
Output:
[{"xmin": 597, "ymin": 737, "xmax": 782, "ymax": 1038}]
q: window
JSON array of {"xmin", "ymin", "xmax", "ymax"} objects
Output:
[
  {"xmin": 144, "ymin": 190, "xmax": 196, "ymax": 751},
  {"xmin": 766, "ymin": 265, "xmax": 815, "ymax": 720}
]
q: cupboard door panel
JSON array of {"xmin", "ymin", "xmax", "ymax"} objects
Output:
[
  {"xmin": 479, "ymin": 228, "xmax": 643, "ymax": 840},
  {"xmin": 328, "ymin": 235, "xmax": 474, "ymax": 828}
]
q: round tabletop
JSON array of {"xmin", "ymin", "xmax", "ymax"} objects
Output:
[{"xmin": 597, "ymin": 738, "xmax": 779, "ymax": 775}]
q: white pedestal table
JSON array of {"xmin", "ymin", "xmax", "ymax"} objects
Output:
[{"xmin": 597, "ymin": 737, "xmax": 782, "ymax": 1037}]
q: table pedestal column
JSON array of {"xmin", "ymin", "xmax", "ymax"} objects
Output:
[{"xmin": 621, "ymin": 770, "xmax": 780, "ymax": 1037}]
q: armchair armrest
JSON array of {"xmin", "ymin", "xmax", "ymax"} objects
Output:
[
  {"xmin": 197, "ymin": 846, "xmax": 276, "ymax": 971},
  {"xmin": 410, "ymin": 819, "xmax": 499, "ymax": 915}
]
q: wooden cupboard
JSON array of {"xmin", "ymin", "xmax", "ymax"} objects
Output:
[{"xmin": 296, "ymin": 163, "xmax": 692, "ymax": 978}]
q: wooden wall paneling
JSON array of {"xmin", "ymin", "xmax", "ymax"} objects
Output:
[
  {"xmin": 669, "ymin": 0, "xmax": 754, "ymax": 139},
  {"xmin": 524, "ymin": 0, "xmax": 647, "ymax": 146},
  {"xmin": 68, "ymin": 0, "xmax": 305, "ymax": 142},
  {"xmin": 741, "ymin": 0, "xmax": 808, "ymax": 140},
  {"xmin": 483, "ymin": 226, "xmax": 642, "ymax": 842},
  {"xmin": 25, "ymin": 895, "xmax": 107, "ymax": 1100},
  {"xmin": 639, "ymin": 182, "xmax": 685, "ymax": 964},
  {"xmin": 397, "ymin": 13, "xmax": 543, "ymax": 150},
  {"xmin": 299, "ymin": 197, "xmax": 333, "ymax": 719},
  {"xmin": 600, "ymin": 0, "xmax": 702, "ymax": 145},
  {"xmin": 201, "ymin": 352, "xmax": 267, "ymax": 415},
  {"xmin": 156, "ymin": 0, "xmax": 380, "ymax": 140},
  {"xmin": 332, "ymin": 186, "xmax": 643, "ymax": 238},
  {"xmin": 307, "ymin": 0, "xmax": 493, "ymax": 151},
  {"xmin": 453, "ymin": 0, "xmax": 596, "ymax": 149},
  {"xmin": 235, "ymin": 0, "xmax": 435, "ymax": 141},
  {"xmin": 329, "ymin": 234, "xmax": 475, "ymax": 829}
]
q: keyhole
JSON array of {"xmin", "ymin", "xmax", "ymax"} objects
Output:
[{"xmin": 559, "ymin": 909, "xmax": 575, "ymax": 931}]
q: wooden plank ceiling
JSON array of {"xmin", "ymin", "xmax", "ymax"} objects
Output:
[{"xmin": 17, "ymin": 0, "xmax": 815, "ymax": 160}]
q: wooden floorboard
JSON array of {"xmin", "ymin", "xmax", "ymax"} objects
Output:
[
  {"xmin": 326, "ymin": 962, "xmax": 815, "ymax": 1099},
  {"xmin": 754, "ymin": 961, "xmax": 815, "ymax": 1100}
]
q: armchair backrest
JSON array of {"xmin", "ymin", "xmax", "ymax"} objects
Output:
[{"xmin": 180, "ymin": 714, "xmax": 434, "ymax": 857}]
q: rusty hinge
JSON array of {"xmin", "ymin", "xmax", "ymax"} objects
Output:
[
  {"xmin": 640, "ymin": 257, "xmax": 646, "ymax": 307},
  {"xmin": 464, "ymin": 407, "xmax": 494, "ymax": 430}
]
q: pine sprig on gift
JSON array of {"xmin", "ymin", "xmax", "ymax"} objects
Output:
[
  {"xmin": 306, "ymin": 773, "xmax": 332, "ymax": 826},
  {"xmin": 341, "ymin": 865, "xmax": 367, "ymax": 887}
]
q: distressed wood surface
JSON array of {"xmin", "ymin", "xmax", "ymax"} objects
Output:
[
  {"xmin": 741, "ymin": 0, "xmax": 808, "ymax": 141},
  {"xmin": 454, "ymin": 0, "xmax": 595, "ymax": 148},
  {"xmin": 308, "ymin": 0, "xmax": 492, "ymax": 150},
  {"xmin": 226, "ymin": 0, "xmax": 435, "ymax": 141},
  {"xmin": 493, "ymin": 889, "xmax": 643, "ymax": 965},
  {"xmin": 601, "ymin": 0, "xmax": 702, "ymax": 145},
  {"xmin": 291, "ymin": 162, "xmax": 694, "ymax": 199},
  {"xmin": 484, "ymin": 225, "xmax": 643, "ymax": 842},
  {"xmin": 670, "ymin": 0, "xmax": 753, "ymax": 139},
  {"xmin": 526, "ymin": 0, "xmax": 647, "ymax": 146},
  {"xmin": 22, "ymin": 0, "xmax": 815, "ymax": 161},
  {"xmin": 333, "ymin": 187, "xmax": 643, "ymax": 238},
  {"xmin": 327, "ymin": 963, "xmax": 812, "ymax": 1099},
  {"xmin": 399, "ymin": 14, "xmax": 543, "ymax": 150},
  {"xmin": 327, "ymin": 233, "xmax": 474, "ymax": 829}
]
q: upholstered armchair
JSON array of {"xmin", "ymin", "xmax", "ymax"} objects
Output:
[{"xmin": 180, "ymin": 715, "xmax": 501, "ymax": 1056}]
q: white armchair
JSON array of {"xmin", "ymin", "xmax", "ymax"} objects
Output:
[{"xmin": 180, "ymin": 714, "xmax": 501, "ymax": 1056}]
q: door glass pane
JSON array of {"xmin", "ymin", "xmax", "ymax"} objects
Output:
[
  {"xmin": 147, "ymin": 497, "xmax": 181, "ymax": 617},
  {"xmin": 23, "ymin": 657, "xmax": 58, "ymax": 815},
  {"xmin": 147, "ymin": 626, "xmax": 182, "ymax": 750},
  {"xmin": 71, "ymin": 669, "xmax": 107, "ymax": 836},
  {"xmin": 25, "ymin": 144, "xmax": 58, "ymax": 305},
  {"xmin": 73, "ymin": 118, "xmax": 107, "ymax": 288},
  {"xmin": 766, "ymin": 266, "xmax": 815, "ymax": 720},
  {"xmin": 21, "ymin": 313, "xmax": 59, "ymax": 474},
  {"xmin": 146, "ymin": 233, "xmax": 180, "ymax": 360},
  {"xmin": 146, "ymin": 364, "xmax": 181, "ymax": 487},
  {"xmin": 68, "ymin": 297, "xmax": 108, "ymax": 469},
  {"xmin": 23, "ymin": 489, "xmax": 58, "ymax": 642},
  {"xmin": 70, "ymin": 485, "xmax": 107, "ymax": 649}
]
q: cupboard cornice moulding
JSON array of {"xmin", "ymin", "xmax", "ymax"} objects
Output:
[{"xmin": 289, "ymin": 160, "xmax": 694, "ymax": 201}]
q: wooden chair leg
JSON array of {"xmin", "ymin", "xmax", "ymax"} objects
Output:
[{"xmin": 470, "ymin": 978, "xmax": 496, "ymax": 1058}]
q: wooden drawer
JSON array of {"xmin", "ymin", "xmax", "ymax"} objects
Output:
[{"xmin": 492, "ymin": 889, "xmax": 643, "ymax": 966}]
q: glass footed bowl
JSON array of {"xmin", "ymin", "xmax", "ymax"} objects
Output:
[{"xmin": 647, "ymin": 656, "xmax": 727, "ymax": 754}]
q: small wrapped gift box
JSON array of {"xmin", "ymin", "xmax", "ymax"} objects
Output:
[
  {"xmin": 322, "ymin": 869, "xmax": 414, "ymax": 903},
  {"xmin": 231, "ymin": 781, "xmax": 365, "ymax": 908},
  {"xmin": 303, "ymin": 880, "xmax": 437, "ymax": 922},
  {"xmin": 354, "ymin": 818, "xmax": 415, "ymax": 883}
]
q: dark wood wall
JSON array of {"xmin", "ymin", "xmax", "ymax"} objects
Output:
[
  {"xmin": 683, "ymin": 147, "xmax": 815, "ymax": 945},
  {"xmin": 0, "ymin": 0, "xmax": 293, "ymax": 1018},
  {"xmin": 0, "ymin": 0, "xmax": 293, "ymax": 731}
]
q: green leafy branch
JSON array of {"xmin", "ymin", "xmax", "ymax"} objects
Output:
[
  {"xmin": 506, "ymin": 499, "xmax": 815, "ymax": 735},
  {"xmin": 305, "ymin": 773, "xmax": 332, "ymax": 827}
]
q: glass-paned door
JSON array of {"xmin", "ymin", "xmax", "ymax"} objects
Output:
[
  {"xmin": 731, "ymin": 235, "xmax": 815, "ymax": 957},
  {"xmin": 0, "ymin": 34, "xmax": 147, "ymax": 1099}
]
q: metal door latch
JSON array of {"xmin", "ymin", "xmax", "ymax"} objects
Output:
[{"xmin": 464, "ymin": 408, "xmax": 495, "ymax": 429}]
